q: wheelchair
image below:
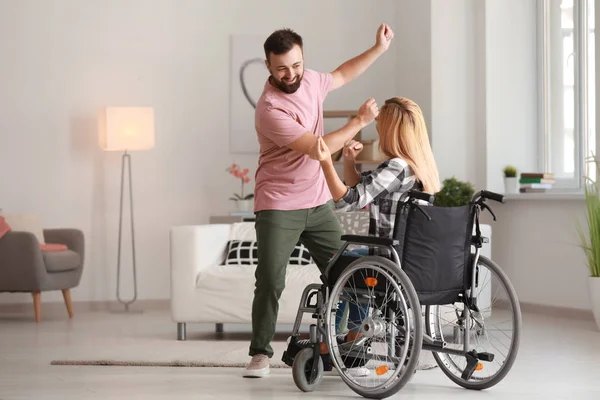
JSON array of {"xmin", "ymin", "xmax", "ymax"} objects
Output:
[{"xmin": 282, "ymin": 189, "xmax": 522, "ymax": 399}]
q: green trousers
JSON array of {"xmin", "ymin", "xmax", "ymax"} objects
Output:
[{"xmin": 249, "ymin": 202, "xmax": 343, "ymax": 358}]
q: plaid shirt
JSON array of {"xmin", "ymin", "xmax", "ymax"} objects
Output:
[{"xmin": 334, "ymin": 158, "xmax": 420, "ymax": 247}]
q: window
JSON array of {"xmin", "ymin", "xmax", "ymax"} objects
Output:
[{"xmin": 538, "ymin": 0, "xmax": 595, "ymax": 188}]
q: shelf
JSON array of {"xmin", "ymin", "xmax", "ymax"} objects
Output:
[
  {"xmin": 323, "ymin": 110, "xmax": 358, "ymax": 118},
  {"xmin": 502, "ymin": 192, "xmax": 585, "ymax": 201}
]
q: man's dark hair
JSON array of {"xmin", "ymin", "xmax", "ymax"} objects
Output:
[{"xmin": 263, "ymin": 28, "xmax": 303, "ymax": 63}]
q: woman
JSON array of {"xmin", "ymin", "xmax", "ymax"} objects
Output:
[{"xmin": 310, "ymin": 96, "xmax": 440, "ymax": 346}]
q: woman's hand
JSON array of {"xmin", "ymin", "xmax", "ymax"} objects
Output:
[
  {"xmin": 309, "ymin": 137, "xmax": 331, "ymax": 163},
  {"xmin": 343, "ymin": 140, "xmax": 364, "ymax": 162}
]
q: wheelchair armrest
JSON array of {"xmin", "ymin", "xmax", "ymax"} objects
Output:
[{"xmin": 341, "ymin": 234, "xmax": 399, "ymax": 247}]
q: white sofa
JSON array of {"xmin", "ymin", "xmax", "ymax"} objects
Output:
[
  {"xmin": 170, "ymin": 222, "xmax": 323, "ymax": 340},
  {"xmin": 169, "ymin": 220, "xmax": 491, "ymax": 341}
]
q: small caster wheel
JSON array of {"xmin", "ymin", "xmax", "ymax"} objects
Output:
[{"xmin": 292, "ymin": 347, "xmax": 324, "ymax": 392}]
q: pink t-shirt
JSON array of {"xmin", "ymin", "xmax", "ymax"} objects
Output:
[{"xmin": 253, "ymin": 69, "xmax": 333, "ymax": 212}]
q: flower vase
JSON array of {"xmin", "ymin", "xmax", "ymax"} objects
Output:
[
  {"xmin": 236, "ymin": 199, "xmax": 254, "ymax": 213},
  {"xmin": 504, "ymin": 177, "xmax": 519, "ymax": 194}
]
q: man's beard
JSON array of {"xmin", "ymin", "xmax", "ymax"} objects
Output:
[{"xmin": 271, "ymin": 73, "xmax": 303, "ymax": 94}]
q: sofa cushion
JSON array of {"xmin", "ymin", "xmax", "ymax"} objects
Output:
[
  {"xmin": 229, "ymin": 222, "xmax": 256, "ymax": 241},
  {"xmin": 224, "ymin": 240, "xmax": 313, "ymax": 265},
  {"xmin": 0, "ymin": 212, "xmax": 45, "ymax": 244},
  {"xmin": 42, "ymin": 250, "xmax": 81, "ymax": 272},
  {"xmin": 0, "ymin": 216, "xmax": 10, "ymax": 240},
  {"xmin": 40, "ymin": 243, "xmax": 68, "ymax": 252}
]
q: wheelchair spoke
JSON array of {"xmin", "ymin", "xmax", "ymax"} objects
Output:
[
  {"xmin": 325, "ymin": 256, "xmax": 423, "ymax": 398},
  {"xmin": 425, "ymin": 256, "xmax": 521, "ymax": 389}
]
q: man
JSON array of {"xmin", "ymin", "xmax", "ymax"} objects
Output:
[{"xmin": 243, "ymin": 24, "xmax": 394, "ymax": 378}]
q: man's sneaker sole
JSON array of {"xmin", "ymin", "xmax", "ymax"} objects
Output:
[{"xmin": 242, "ymin": 367, "xmax": 270, "ymax": 378}]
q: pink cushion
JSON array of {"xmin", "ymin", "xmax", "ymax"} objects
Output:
[
  {"xmin": 40, "ymin": 243, "xmax": 68, "ymax": 252},
  {"xmin": 0, "ymin": 216, "xmax": 10, "ymax": 240}
]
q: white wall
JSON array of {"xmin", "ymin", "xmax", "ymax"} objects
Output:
[
  {"xmin": 430, "ymin": 0, "xmax": 539, "ymax": 190},
  {"xmin": 431, "ymin": 0, "xmax": 478, "ymax": 184},
  {"xmin": 0, "ymin": 0, "xmax": 401, "ymax": 304},
  {"xmin": 484, "ymin": 0, "xmax": 539, "ymax": 192},
  {"xmin": 394, "ymin": 0, "xmax": 432, "ymax": 135},
  {"xmin": 484, "ymin": 198, "xmax": 590, "ymax": 310}
]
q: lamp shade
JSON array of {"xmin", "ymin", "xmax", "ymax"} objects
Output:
[{"xmin": 98, "ymin": 107, "xmax": 155, "ymax": 151}]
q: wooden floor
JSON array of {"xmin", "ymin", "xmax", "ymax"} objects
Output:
[{"xmin": 0, "ymin": 306, "xmax": 599, "ymax": 399}]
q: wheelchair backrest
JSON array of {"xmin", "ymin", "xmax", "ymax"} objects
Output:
[{"xmin": 393, "ymin": 202, "xmax": 475, "ymax": 305}]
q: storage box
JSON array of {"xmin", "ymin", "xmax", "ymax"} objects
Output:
[{"xmin": 356, "ymin": 139, "xmax": 385, "ymax": 162}]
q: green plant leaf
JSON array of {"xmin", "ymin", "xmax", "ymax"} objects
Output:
[
  {"xmin": 503, "ymin": 165, "xmax": 517, "ymax": 178},
  {"xmin": 576, "ymin": 155, "xmax": 600, "ymax": 277},
  {"xmin": 433, "ymin": 177, "xmax": 475, "ymax": 207}
]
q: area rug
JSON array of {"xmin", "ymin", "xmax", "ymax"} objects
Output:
[{"xmin": 49, "ymin": 338, "xmax": 437, "ymax": 370}]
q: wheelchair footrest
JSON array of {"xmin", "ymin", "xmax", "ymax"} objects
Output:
[
  {"xmin": 477, "ymin": 352, "xmax": 494, "ymax": 362},
  {"xmin": 461, "ymin": 350, "xmax": 495, "ymax": 380},
  {"xmin": 281, "ymin": 337, "xmax": 334, "ymax": 371}
]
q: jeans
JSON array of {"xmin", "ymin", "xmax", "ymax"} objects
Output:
[
  {"xmin": 335, "ymin": 247, "xmax": 370, "ymax": 333},
  {"xmin": 249, "ymin": 202, "xmax": 344, "ymax": 358}
]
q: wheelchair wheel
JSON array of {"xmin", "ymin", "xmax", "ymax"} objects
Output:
[
  {"xmin": 292, "ymin": 347, "xmax": 323, "ymax": 392},
  {"xmin": 425, "ymin": 255, "xmax": 522, "ymax": 390},
  {"xmin": 325, "ymin": 256, "xmax": 423, "ymax": 399}
]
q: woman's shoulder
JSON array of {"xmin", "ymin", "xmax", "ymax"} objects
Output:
[{"xmin": 380, "ymin": 158, "xmax": 411, "ymax": 173}]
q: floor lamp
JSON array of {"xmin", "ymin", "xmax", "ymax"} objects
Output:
[{"xmin": 98, "ymin": 107, "xmax": 155, "ymax": 312}]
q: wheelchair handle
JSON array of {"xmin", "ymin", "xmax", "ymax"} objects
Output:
[
  {"xmin": 414, "ymin": 204, "xmax": 432, "ymax": 221},
  {"xmin": 407, "ymin": 189, "xmax": 434, "ymax": 204},
  {"xmin": 477, "ymin": 190, "xmax": 505, "ymax": 204}
]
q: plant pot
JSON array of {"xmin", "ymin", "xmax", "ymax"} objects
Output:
[
  {"xmin": 504, "ymin": 177, "xmax": 519, "ymax": 194},
  {"xmin": 589, "ymin": 276, "xmax": 600, "ymax": 331},
  {"xmin": 236, "ymin": 199, "xmax": 254, "ymax": 213}
]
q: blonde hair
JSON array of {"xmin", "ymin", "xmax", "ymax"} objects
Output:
[{"xmin": 376, "ymin": 97, "xmax": 441, "ymax": 193}]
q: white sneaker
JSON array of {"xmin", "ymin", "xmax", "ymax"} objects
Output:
[
  {"xmin": 242, "ymin": 354, "xmax": 270, "ymax": 378},
  {"xmin": 348, "ymin": 367, "xmax": 370, "ymax": 377},
  {"xmin": 329, "ymin": 365, "xmax": 370, "ymax": 377}
]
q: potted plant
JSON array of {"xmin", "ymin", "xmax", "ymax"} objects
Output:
[
  {"xmin": 433, "ymin": 177, "xmax": 475, "ymax": 207},
  {"xmin": 227, "ymin": 164, "xmax": 254, "ymax": 212},
  {"xmin": 576, "ymin": 156, "xmax": 600, "ymax": 331},
  {"xmin": 503, "ymin": 165, "xmax": 518, "ymax": 194}
]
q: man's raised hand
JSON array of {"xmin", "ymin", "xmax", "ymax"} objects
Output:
[
  {"xmin": 357, "ymin": 98, "xmax": 379, "ymax": 126},
  {"xmin": 375, "ymin": 23, "xmax": 394, "ymax": 52}
]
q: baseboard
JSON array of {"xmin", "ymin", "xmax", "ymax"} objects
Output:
[
  {"xmin": 0, "ymin": 298, "xmax": 593, "ymax": 322},
  {"xmin": 518, "ymin": 301, "xmax": 593, "ymax": 321},
  {"xmin": 0, "ymin": 299, "xmax": 169, "ymax": 318}
]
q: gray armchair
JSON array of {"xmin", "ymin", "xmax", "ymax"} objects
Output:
[{"xmin": 0, "ymin": 228, "xmax": 84, "ymax": 322}]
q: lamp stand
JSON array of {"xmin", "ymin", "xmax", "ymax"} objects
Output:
[{"xmin": 113, "ymin": 150, "xmax": 142, "ymax": 313}]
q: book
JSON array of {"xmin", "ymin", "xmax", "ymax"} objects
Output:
[
  {"xmin": 519, "ymin": 183, "xmax": 553, "ymax": 189},
  {"xmin": 520, "ymin": 172, "xmax": 554, "ymax": 179},
  {"xmin": 519, "ymin": 188, "xmax": 547, "ymax": 193},
  {"xmin": 519, "ymin": 178, "xmax": 556, "ymax": 184}
]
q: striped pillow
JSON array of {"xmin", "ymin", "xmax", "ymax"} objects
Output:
[{"xmin": 224, "ymin": 240, "xmax": 313, "ymax": 266}]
